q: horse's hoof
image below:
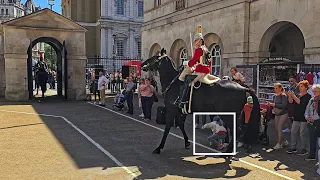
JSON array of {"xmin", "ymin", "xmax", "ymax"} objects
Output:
[
  {"xmin": 185, "ymin": 141, "xmax": 191, "ymax": 149},
  {"xmin": 152, "ymin": 148, "xmax": 161, "ymax": 154}
]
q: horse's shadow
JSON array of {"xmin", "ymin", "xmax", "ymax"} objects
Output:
[{"xmin": 137, "ymin": 154, "xmax": 251, "ymax": 179}]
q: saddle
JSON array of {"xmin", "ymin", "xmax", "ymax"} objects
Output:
[{"xmin": 191, "ymin": 72, "xmax": 221, "ymax": 85}]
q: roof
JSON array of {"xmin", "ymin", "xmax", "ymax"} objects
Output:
[{"xmin": 1, "ymin": 8, "xmax": 87, "ymax": 32}]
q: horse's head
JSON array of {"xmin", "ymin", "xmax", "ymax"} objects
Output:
[{"xmin": 142, "ymin": 48, "xmax": 167, "ymax": 72}]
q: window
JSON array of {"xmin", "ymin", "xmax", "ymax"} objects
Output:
[
  {"xmin": 116, "ymin": 40, "xmax": 125, "ymax": 57},
  {"xmin": 1, "ymin": 9, "xmax": 3, "ymax": 14},
  {"xmin": 137, "ymin": 41, "xmax": 141, "ymax": 58},
  {"xmin": 211, "ymin": 44, "xmax": 221, "ymax": 76},
  {"xmin": 117, "ymin": 0, "xmax": 124, "ymax": 15},
  {"xmin": 5, "ymin": 9, "xmax": 8, "ymax": 15},
  {"xmin": 154, "ymin": 0, "xmax": 161, "ymax": 7},
  {"xmin": 138, "ymin": 1, "xmax": 143, "ymax": 17},
  {"xmin": 179, "ymin": 48, "xmax": 188, "ymax": 64}
]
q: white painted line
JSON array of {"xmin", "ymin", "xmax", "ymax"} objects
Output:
[
  {"xmin": 88, "ymin": 102, "xmax": 295, "ymax": 180},
  {"xmin": 193, "ymin": 112, "xmax": 236, "ymax": 156},
  {"xmin": 88, "ymin": 102, "xmax": 219, "ymax": 153},
  {"xmin": 0, "ymin": 109, "xmax": 140, "ymax": 180}
]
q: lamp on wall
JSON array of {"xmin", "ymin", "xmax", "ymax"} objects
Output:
[{"xmin": 48, "ymin": 0, "xmax": 55, "ymax": 10}]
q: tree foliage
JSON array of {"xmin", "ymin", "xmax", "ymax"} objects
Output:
[{"xmin": 44, "ymin": 43, "xmax": 57, "ymax": 70}]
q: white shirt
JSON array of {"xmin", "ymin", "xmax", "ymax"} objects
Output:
[{"xmin": 98, "ymin": 75, "xmax": 109, "ymax": 90}]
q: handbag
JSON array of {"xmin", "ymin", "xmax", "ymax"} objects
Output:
[
  {"xmin": 153, "ymin": 93, "xmax": 158, "ymax": 102},
  {"xmin": 273, "ymin": 107, "xmax": 283, "ymax": 116}
]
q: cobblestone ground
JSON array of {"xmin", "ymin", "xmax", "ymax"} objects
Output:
[{"xmin": 0, "ymin": 95, "xmax": 319, "ymax": 180}]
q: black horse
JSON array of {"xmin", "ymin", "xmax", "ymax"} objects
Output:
[
  {"xmin": 142, "ymin": 48, "xmax": 261, "ymax": 154},
  {"xmin": 142, "ymin": 50, "xmax": 190, "ymax": 154}
]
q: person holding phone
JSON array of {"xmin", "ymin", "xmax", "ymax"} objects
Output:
[{"xmin": 267, "ymin": 83, "xmax": 289, "ymax": 150}]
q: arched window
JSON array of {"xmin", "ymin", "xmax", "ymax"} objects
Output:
[
  {"xmin": 210, "ymin": 44, "xmax": 221, "ymax": 76},
  {"xmin": 1, "ymin": 9, "xmax": 4, "ymax": 14},
  {"xmin": 5, "ymin": 9, "xmax": 8, "ymax": 15},
  {"xmin": 179, "ymin": 48, "xmax": 187, "ymax": 64}
]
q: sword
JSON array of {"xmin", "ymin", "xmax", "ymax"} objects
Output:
[{"xmin": 190, "ymin": 32, "xmax": 194, "ymax": 57}]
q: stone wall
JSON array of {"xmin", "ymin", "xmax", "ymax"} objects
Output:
[
  {"xmin": 2, "ymin": 26, "xmax": 86, "ymax": 101},
  {"xmin": 143, "ymin": 0, "xmax": 320, "ymax": 81},
  {"xmin": 142, "ymin": 0, "xmax": 248, "ymax": 77}
]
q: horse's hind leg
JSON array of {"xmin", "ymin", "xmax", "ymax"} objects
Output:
[
  {"xmin": 178, "ymin": 114, "xmax": 190, "ymax": 149},
  {"xmin": 153, "ymin": 112, "xmax": 175, "ymax": 154}
]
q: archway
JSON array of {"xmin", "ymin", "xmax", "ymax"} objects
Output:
[
  {"xmin": 259, "ymin": 21, "xmax": 305, "ymax": 62},
  {"xmin": 170, "ymin": 39, "xmax": 187, "ymax": 68},
  {"xmin": 149, "ymin": 43, "xmax": 161, "ymax": 58},
  {"xmin": 27, "ymin": 37, "xmax": 67, "ymax": 100},
  {"xmin": 204, "ymin": 33, "xmax": 224, "ymax": 76}
]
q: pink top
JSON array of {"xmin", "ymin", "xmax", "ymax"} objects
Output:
[{"xmin": 140, "ymin": 84, "xmax": 155, "ymax": 97}]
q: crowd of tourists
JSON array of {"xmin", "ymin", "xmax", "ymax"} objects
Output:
[
  {"xmin": 89, "ymin": 70, "xmax": 158, "ymax": 121},
  {"xmin": 229, "ymin": 67, "xmax": 320, "ymax": 175}
]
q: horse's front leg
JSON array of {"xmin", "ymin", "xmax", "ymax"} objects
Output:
[
  {"xmin": 153, "ymin": 109, "xmax": 175, "ymax": 154},
  {"xmin": 178, "ymin": 114, "xmax": 190, "ymax": 149}
]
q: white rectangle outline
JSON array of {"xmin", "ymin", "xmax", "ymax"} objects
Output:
[{"xmin": 193, "ymin": 112, "xmax": 236, "ymax": 156}]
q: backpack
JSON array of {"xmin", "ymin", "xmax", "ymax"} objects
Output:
[{"xmin": 156, "ymin": 106, "xmax": 166, "ymax": 125}]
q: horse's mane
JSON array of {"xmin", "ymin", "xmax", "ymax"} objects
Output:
[{"xmin": 159, "ymin": 55, "xmax": 178, "ymax": 72}]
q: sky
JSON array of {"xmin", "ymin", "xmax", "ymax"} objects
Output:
[{"xmin": 22, "ymin": 0, "xmax": 62, "ymax": 14}]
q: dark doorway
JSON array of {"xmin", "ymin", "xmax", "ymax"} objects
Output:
[{"xmin": 27, "ymin": 37, "xmax": 68, "ymax": 100}]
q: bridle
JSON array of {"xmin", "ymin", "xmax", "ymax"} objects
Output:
[{"xmin": 144, "ymin": 54, "xmax": 181, "ymax": 97}]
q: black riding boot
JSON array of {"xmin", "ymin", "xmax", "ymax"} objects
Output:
[{"xmin": 173, "ymin": 79, "xmax": 191, "ymax": 108}]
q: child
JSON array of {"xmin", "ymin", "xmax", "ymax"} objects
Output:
[
  {"xmin": 237, "ymin": 96, "xmax": 254, "ymax": 148},
  {"xmin": 201, "ymin": 116, "xmax": 227, "ymax": 149},
  {"xmin": 114, "ymin": 89, "xmax": 125, "ymax": 104}
]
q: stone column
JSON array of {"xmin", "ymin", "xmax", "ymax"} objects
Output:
[
  {"xmin": 67, "ymin": 55, "xmax": 87, "ymax": 100},
  {"xmin": 129, "ymin": 28, "xmax": 135, "ymax": 57},
  {"xmin": 4, "ymin": 53, "xmax": 29, "ymax": 101},
  {"xmin": 107, "ymin": 27, "xmax": 113, "ymax": 57},
  {"xmin": 304, "ymin": 47, "xmax": 320, "ymax": 64},
  {"xmin": 101, "ymin": 27, "xmax": 106, "ymax": 57},
  {"xmin": 101, "ymin": 0, "xmax": 106, "ymax": 17}
]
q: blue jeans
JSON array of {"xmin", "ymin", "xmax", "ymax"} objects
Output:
[
  {"xmin": 126, "ymin": 92, "xmax": 133, "ymax": 113},
  {"xmin": 308, "ymin": 124, "xmax": 317, "ymax": 156},
  {"xmin": 141, "ymin": 96, "xmax": 153, "ymax": 119},
  {"xmin": 208, "ymin": 134, "xmax": 226, "ymax": 146}
]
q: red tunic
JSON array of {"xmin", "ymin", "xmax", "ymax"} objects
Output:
[{"xmin": 188, "ymin": 48, "xmax": 211, "ymax": 74}]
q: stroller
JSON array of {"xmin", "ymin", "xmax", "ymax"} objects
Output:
[
  {"xmin": 258, "ymin": 104, "xmax": 273, "ymax": 145},
  {"xmin": 112, "ymin": 91, "xmax": 128, "ymax": 111}
]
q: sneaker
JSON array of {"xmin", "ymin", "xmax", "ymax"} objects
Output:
[
  {"xmin": 286, "ymin": 148, "xmax": 297, "ymax": 154},
  {"xmin": 282, "ymin": 140, "xmax": 289, "ymax": 147},
  {"xmin": 297, "ymin": 149, "xmax": 308, "ymax": 156},
  {"xmin": 139, "ymin": 113, "xmax": 144, "ymax": 117},
  {"xmin": 237, "ymin": 142, "xmax": 243, "ymax": 148},
  {"xmin": 305, "ymin": 155, "xmax": 316, "ymax": 161},
  {"xmin": 317, "ymin": 168, "xmax": 320, "ymax": 176},
  {"xmin": 273, "ymin": 143, "xmax": 283, "ymax": 150},
  {"xmin": 282, "ymin": 128, "xmax": 291, "ymax": 133}
]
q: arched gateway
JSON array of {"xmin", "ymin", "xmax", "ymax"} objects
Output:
[{"xmin": 0, "ymin": 9, "xmax": 87, "ymax": 101}]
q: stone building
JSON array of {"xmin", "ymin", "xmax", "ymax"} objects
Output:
[
  {"xmin": 0, "ymin": 0, "xmax": 43, "ymax": 61},
  {"xmin": 142, "ymin": 0, "xmax": 320, "ymax": 78},
  {"xmin": 62, "ymin": 0, "xmax": 144, "ymax": 58},
  {"xmin": 0, "ymin": 9, "xmax": 87, "ymax": 101}
]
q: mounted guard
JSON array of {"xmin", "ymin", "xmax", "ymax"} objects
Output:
[{"xmin": 173, "ymin": 25, "xmax": 220, "ymax": 108}]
